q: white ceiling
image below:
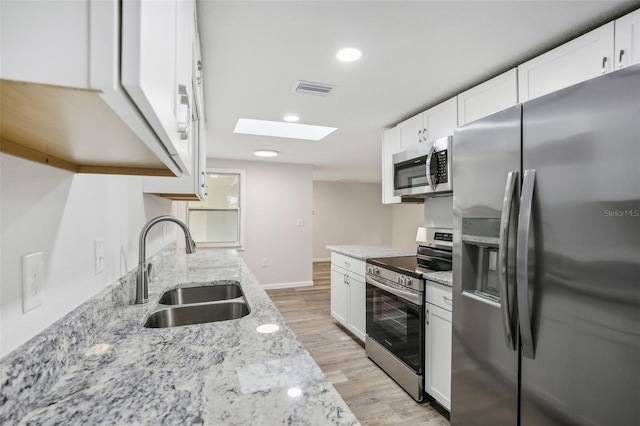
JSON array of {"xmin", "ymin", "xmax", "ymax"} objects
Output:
[{"xmin": 197, "ymin": 0, "xmax": 638, "ymax": 183}]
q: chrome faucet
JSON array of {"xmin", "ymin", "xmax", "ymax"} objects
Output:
[{"xmin": 135, "ymin": 215, "xmax": 196, "ymax": 304}]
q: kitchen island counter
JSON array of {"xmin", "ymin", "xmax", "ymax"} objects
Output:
[{"xmin": 0, "ymin": 247, "xmax": 358, "ymax": 425}]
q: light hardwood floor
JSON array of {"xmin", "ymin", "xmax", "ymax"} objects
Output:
[{"xmin": 266, "ymin": 262, "xmax": 450, "ymax": 426}]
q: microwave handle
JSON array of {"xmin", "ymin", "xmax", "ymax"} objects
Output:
[{"xmin": 425, "ymin": 145, "xmax": 436, "ymax": 191}]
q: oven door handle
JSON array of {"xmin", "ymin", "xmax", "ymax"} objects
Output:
[{"xmin": 366, "ymin": 276, "xmax": 421, "ymax": 305}]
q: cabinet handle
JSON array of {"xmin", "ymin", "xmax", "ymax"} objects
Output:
[
  {"xmin": 177, "ymin": 84, "xmax": 191, "ymax": 139},
  {"xmin": 423, "ymin": 127, "xmax": 428, "ymax": 143},
  {"xmin": 197, "ymin": 60, "xmax": 203, "ymax": 87},
  {"xmin": 426, "ymin": 309, "xmax": 429, "ymax": 325},
  {"xmin": 619, "ymin": 50, "xmax": 625, "ymax": 68},
  {"xmin": 443, "ymin": 296, "xmax": 453, "ymax": 304},
  {"xmin": 418, "ymin": 129, "xmax": 422, "ymax": 143},
  {"xmin": 601, "ymin": 56, "xmax": 608, "ymax": 74},
  {"xmin": 344, "ymin": 261, "xmax": 350, "ymax": 268},
  {"xmin": 346, "ymin": 275, "xmax": 350, "ymax": 285}
]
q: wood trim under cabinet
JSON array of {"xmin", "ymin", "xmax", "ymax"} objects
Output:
[{"xmin": 0, "ymin": 79, "xmax": 177, "ymax": 176}]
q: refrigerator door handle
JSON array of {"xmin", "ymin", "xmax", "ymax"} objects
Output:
[
  {"xmin": 498, "ymin": 171, "xmax": 518, "ymax": 351},
  {"xmin": 517, "ymin": 169, "xmax": 536, "ymax": 359}
]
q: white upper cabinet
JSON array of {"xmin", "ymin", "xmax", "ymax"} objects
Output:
[
  {"xmin": 457, "ymin": 69, "xmax": 518, "ymax": 127},
  {"xmin": 518, "ymin": 22, "xmax": 614, "ymax": 102},
  {"xmin": 398, "ymin": 97, "xmax": 458, "ymax": 150},
  {"xmin": 382, "ymin": 127, "xmax": 402, "ymax": 204},
  {"xmin": 614, "ymin": 8, "xmax": 640, "ymax": 70},
  {"xmin": 121, "ymin": 0, "xmax": 192, "ymax": 175},
  {"xmin": 398, "ymin": 113, "xmax": 424, "ymax": 151},
  {"xmin": 144, "ymin": 1, "xmax": 208, "ymax": 200},
  {"xmin": 0, "ymin": 0, "xmax": 197, "ymax": 177},
  {"xmin": 424, "ymin": 96, "xmax": 458, "ymax": 143}
]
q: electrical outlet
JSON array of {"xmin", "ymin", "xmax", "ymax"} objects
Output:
[
  {"xmin": 22, "ymin": 252, "xmax": 44, "ymax": 313},
  {"xmin": 94, "ymin": 238, "xmax": 105, "ymax": 274},
  {"xmin": 261, "ymin": 258, "xmax": 268, "ymax": 267}
]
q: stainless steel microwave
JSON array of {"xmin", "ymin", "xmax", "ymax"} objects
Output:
[{"xmin": 392, "ymin": 136, "xmax": 453, "ymax": 198}]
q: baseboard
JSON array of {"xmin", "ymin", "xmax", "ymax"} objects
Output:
[
  {"xmin": 261, "ymin": 280, "xmax": 314, "ymax": 290},
  {"xmin": 313, "ymin": 257, "xmax": 330, "ymax": 262}
]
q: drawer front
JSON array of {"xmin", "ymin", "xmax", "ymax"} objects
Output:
[
  {"xmin": 331, "ymin": 252, "xmax": 366, "ymax": 277},
  {"xmin": 426, "ymin": 280, "xmax": 453, "ymax": 311}
]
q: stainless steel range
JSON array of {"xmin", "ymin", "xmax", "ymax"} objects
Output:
[{"xmin": 365, "ymin": 227, "xmax": 452, "ymax": 402}]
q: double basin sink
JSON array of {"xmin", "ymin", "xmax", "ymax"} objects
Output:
[{"xmin": 144, "ymin": 281, "xmax": 250, "ymax": 328}]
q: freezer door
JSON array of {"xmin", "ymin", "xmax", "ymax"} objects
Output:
[
  {"xmin": 451, "ymin": 105, "xmax": 521, "ymax": 425},
  {"xmin": 520, "ymin": 64, "xmax": 640, "ymax": 425}
]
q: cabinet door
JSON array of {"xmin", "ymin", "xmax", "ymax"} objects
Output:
[
  {"xmin": 425, "ymin": 303, "xmax": 452, "ymax": 410},
  {"xmin": 121, "ymin": 0, "xmax": 190, "ymax": 173},
  {"xmin": 614, "ymin": 9, "xmax": 640, "ymax": 70},
  {"xmin": 423, "ymin": 96, "xmax": 458, "ymax": 142},
  {"xmin": 457, "ymin": 69, "xmax": 518, "ymax": 126},
  {"xmin": 347, "ymin": 274, "xmax": 366, "ymax": 342},
  {"xmin": 330, "ymin": 266, "xmax": 348, "ymax": 326},
  {"xmin": 398, "ymin": 113, "xmax": 424, "ymax": 150},
  {"xmin": 518, "ymin": 22, "xmax": 614, "ymax": 102},
  {"xmin": 382, "ymin": 127, "xmax": 402, "ymax": 204}
]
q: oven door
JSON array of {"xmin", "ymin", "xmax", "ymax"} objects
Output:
[{"xmin": 366, "ymin": 275, "xmax": 424, "ymax": 374}]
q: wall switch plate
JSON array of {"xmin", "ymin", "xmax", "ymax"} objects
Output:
[
  {"xmin": 22, "ymin": 252, "xmax": 44, "ymax": 313},
  {"xmin": 94, "ymin": 238, "xmax": 105, "ymax": 274},
  {"xmin": 261, "ymin": 258, "xmax": 267, "ymax": 267},
  {"xmin": 296, "ymin": 219, "xmax": 304, "ymax": 227}
]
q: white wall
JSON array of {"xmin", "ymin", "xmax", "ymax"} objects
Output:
[
  {"xmin": 207, "ymin": 159, "xmax": 313, "ymax": 288},
  {"xmin": 0, "ymin": 154, "xmax": 175, "ymax": 358},
  {"xmin": 313, "ymin": 181, "xmax": 393, "ymax": 260},
  {"xmin": 391, "ymin": 202, "xmax": 424, "ymax": 249}
]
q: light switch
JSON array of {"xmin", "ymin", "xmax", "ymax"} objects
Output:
[
  {"xmin": 297, "ymin": 219, "xmax": 304, "ymax": 227},
  {"xmin": 94, "ymin": 239, "xmax": 105, "ymax": 274},
  {"xmin": 23, "ymin": 252, "xmax": 44, "ymax": 312}
]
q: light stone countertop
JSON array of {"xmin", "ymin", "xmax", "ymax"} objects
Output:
[
  {"xmin": 327, "ymin": 245, "xmax": 452, "ymax": 287},
  {"xmin": 423, "ymin": 270, "xmax": 453, "ymax": 287},
  {"xmin": 326, "ymin": 245, "xmax": 415, "ymax": 261},
  {"xmin": 0, "ymin": 247, "xmax": 358, "ymax": 425}
]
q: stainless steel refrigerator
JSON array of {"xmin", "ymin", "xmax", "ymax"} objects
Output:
[{"xmin": 451, "ymin": 64, "xmax": 640, "ymax": 425}]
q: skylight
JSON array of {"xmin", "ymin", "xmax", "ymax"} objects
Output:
[{"xmin": 233, "ymin": 119, "xmax": 337, "ymax": 141}]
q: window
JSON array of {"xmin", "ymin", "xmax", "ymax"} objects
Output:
[{"xmin": 187, "ymin": 169, "xmax": 244, "ymax": 248}]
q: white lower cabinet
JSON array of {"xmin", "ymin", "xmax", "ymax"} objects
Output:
[
  {"xmin": 425, "ymin": 281, "xmax": 453, "ymax": 411},
  {"xmin": 330, "ymin": 253, "xmax": 366, "ymax": 342}
]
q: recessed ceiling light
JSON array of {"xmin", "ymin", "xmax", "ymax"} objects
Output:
[
  {"xmin": 235, "ymin": 118, "xmax": 337, "ymax": 141},
  {"xmin": 283, "ymin": 115, "xmax": 300, "ymax": 122},
  {"xmin": 336, "ymin": 47, "xmax": 362, "ymax": 62},
  {"xmin": 254, "ymin": 150, "xmax": 279, "ymax": 157}
]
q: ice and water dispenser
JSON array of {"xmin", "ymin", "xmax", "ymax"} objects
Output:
[{"xmin": 460, "ymin": 218, "xmax": 503, "ymax": 305}]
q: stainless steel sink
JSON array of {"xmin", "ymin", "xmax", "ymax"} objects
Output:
[
  {"xmin": 143, "ymin": 281, "xmax": 250, "ymax": 328},
  {"xmin": 144, "ymin": 302, "xmax": 250, "ymax": 328},
  {"xmin": 158, "ymin": 283, "xmax": 243, "ymax": 305}
]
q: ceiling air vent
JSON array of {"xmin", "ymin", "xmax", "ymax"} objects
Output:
[{"xmin": 294, "ymin": 80, "xmax": 335, "ymax": 96}]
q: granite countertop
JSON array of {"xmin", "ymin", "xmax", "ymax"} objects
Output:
[
  {"xmin": 326, "ymin": 245, "xmax": 452, "ymax": 287},
  {"xmin": 1, "ymin": 247, "xmax": 358, "ymax": 425},
  {"xmin": 325, "ymin": 245, "xmax": 415, "ymax": 260},
  {"xmin": 423, "ymin": 271, "xmax": 453, "ymax": 287}
]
